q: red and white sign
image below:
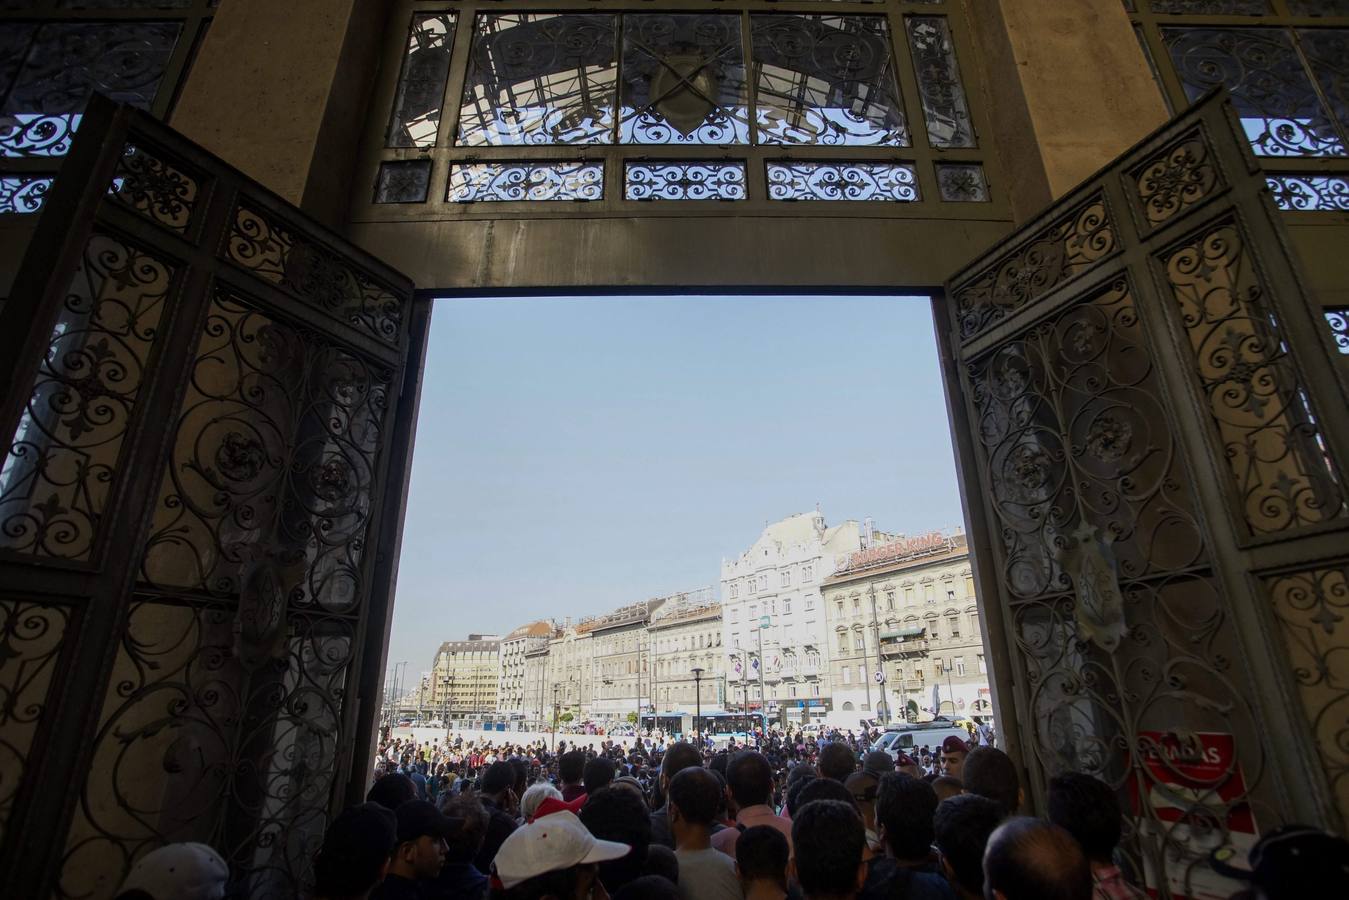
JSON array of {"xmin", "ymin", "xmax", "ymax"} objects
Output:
[{"xmin": 1130, "ymin": 731, "xmax": 1257, "ymax": 900}]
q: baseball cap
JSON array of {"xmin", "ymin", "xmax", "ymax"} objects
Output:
[
  {"xmin": 395, "ymin": 799, "xmax": 457, "ymax": 844},
  {"xmin": 941, "ymin": 736, "xmax": 969, "ymax": 754},
  {"xmin": 493, "ymin": 809, "xmax": 630, "ymax": 889},
  {"xmin": 117, "ymin": 843, "xmax": 228, "ymax": 900},
  {"xmin": 1210, "ymin": 825, "xmax": 1349, "ymax": 898},
  {"xmin": 896, "ymin": 752, "xmax": 919, "ymax": 768}
]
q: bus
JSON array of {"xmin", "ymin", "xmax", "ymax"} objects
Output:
[{"xmin": 639, "ymin": 711, "xmax": 767, "ymax": 745}]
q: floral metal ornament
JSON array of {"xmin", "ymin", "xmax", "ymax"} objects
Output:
[{"xmin": 1054, "ymin": 522, "xmax": 1129, "ymax": 653}]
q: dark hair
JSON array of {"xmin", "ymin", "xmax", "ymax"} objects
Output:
[
  {"xmin": 962, "ymin": 747, "xmax": 1019, "ymax": 817},
  {"xmin": 612, "ymin": 874, "xmax": 680, "ymax": 900},
  {"xmin": 791, "ymin": 800, "xmax": 864, "ymax": 897},
  {"xmin": 736, "ymin": 825, "xmax": 789, "ymax": 887},
  {"xmin": 875, "ymin": 773, "xmax": 938, "ymax": 860},
  {"xmin": 440, "ymin": 792, "xmax": 490, "ymax": 864},
  {"xmin": 983, "ymin": 817, "xmax": 1092, "ymax": 900},
  {"xmin": 560, "ymin": 750, "xmax": 586, "ymax": 784},
  {"xmin": 579, "ymin": 787, "xmax": 651, "ymax": 894},
  {"xmin": 668, "ymin": 766, "xmax": 722, "ymax": 827},
  {"xmin": 785, "ymin": 774, "xmax": 817, "ymax": 816},
  {"xmin": 818, "ymin": 742, "xmax": 857, "ymax": 783},
  {"xmin": 661, "ymin": 742, "xmax": 702, "ymax": 780},
  {"xmin": 510, "ymin": 757, "xmax": 529, "ymax": 794},
  {"xmin": 499, "ymin": 864, "xmax": 585, "ymax": 900},
  {"xmin": 796, "ymin": 776, "xmax": 856, "ymax": 812},
  {"xmin": 643, "ymin": 844, "xmax": 679, "ymax": 885},
  {"xmin": 583, "ymin": 756, "xmax": 616, "ymax": 795},
  {"xmin": 726, "ymin": 751, "xmax": 774, "ymax": 809},
  {"xmin": 481, "ymin": 760, "xmax": 516, "ymax": 797},
  {"xmin": 933, "ymin": 793, "xmax": 1002, "ymax": 895},
  {"xmin": 786, "ymin": 763, "xmax": 817, "ymax": 789},
  {"xmin": 313, "ymin": 802, "xmax": 398, "ymax": 895},
  {"xmin": 1046, "ymin": 773, "xmax": 1122, "ymax": 862},
  {"xmin": 932, "ymin": 775, "xmax": 963, "ymax": 800},
  {"xmin": 366, "ymin": 773, "xmax": 416, "ymax": 810}
]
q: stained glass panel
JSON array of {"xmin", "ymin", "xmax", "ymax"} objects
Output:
[
  {"xmin": 619, "ymin": 14, "xmax": 749, "ymax": 145},
  {"xmin": 625, "ymin": 162, "xmax": 746, "ymax": 200},
  {"xmin": 1161, "ymin": 26, "xmax": 1345, "ymax": 156},
  {"xmin": 448, "ymin": 162, "xmax": 603, "ymax": 202},
  {"xmin": 751, "ymin": 14, "xmax": 909, "ymax": 147},
  {"xmin": 766, "ymin": 161, "xmax": 918, "ymax": 201},
  {"xmin": 374, "ymin": 160, "xmax": 431, "ymax": 204},
  {"xmin": 385, "ymin": 13, "xmax": 456, "ymax": 149},
  {"xmin": 905, "ymin": 16, "xmax": 975, "ymax": 149},
  {"xmin": 1266, "ymin": 173, "xmax": 1349, "ymax": 210},
  {"xmin": 457, "ymin": 14, "xmax": 617, "ymax": 146}
]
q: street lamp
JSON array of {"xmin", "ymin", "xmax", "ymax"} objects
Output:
[
  {"xmin": 552, "ymin": 683, "xmax": 561, "ymax": 752},
  {"xmin": 692, "ymin": 667, "xmax": 705, "ymax": 745},
  {"xmin": 943, "ymin": 659, "xmax": 955, "ymax": 718}
]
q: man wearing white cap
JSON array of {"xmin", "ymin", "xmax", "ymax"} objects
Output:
[
  {"xmin": 492, "ymin": 797, "xmax": 630, "ymax": 900},
  {"xmin": 114, "ymin": 842, "xmax": 229, "ymax": 900}
]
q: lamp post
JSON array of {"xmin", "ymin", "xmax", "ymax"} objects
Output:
[
  {"xmin": 869, "ymin": 585, "xmax": 889, "ymax": 724},
  {"xmin": 943, "ymin": 659, "xmax": 955, "ymax": 717},
  {"xmin": 691, "ymin": 667, "xmax": 705, "ymax": 744},
  {"xmin": 551, "ymin": 683, "xmax": 561, "ymax": 752}
]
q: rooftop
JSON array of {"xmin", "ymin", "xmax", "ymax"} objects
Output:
[{"xmin": 827, "ymin": 531, "xmax": 968, "ymax": 580}]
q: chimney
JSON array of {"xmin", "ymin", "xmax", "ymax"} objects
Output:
[{"xmin": 864, "ymin": 517, "xmax": 874, "ymax": 549}]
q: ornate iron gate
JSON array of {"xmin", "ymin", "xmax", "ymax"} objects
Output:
[
  {"xmin": 0, "ymin": 97, "xmax": 425, "ymax": 898},
  {"xmin": 941, "ymin": 90, "xmax": 1349, "ymax": 896}
]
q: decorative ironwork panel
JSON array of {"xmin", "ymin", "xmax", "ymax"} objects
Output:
[
  {"xmin": 456, "ymin": 14, "xmax": 617, "ymax": 147},
  {"xmin": 905, "ymin": 16, "xmax": 975, "ymax": 149},
  {"xmin": 968, "ymin": 277, "xmax": 1209, "ymax": 601},
  {"xmin": 1150, "ymin": 0, "xmax": 1270, "ymax": 13},
  {"xmin": 109, "ymin": 143, "xmax": 198, "ymax": 232},
  {"xmin": 751, "ymin": 14, "xmax": 909, "ymax": 147},
  {"xmin": 0, "ymin": 21, "xmax": 184, "ymax": 158},
  {"xmin": 1129, "ymin": 129, "xmax": 1223, "ymax": 227},
  {"xmin": 374, "ymin": 159, "xmax": 431, "ymax": 204},
  {"xmin": 57, "ymin": 1, "xmax": 195, "ymax": 7},
  {"xmin": 936, "ymin": 162, "xmax": 988, "ymax": 201},
  {"xmin": 1266, "ymin": 173, "xmax": 1349, "ymax": 210},
  {"xmin": 0, "ymin": 231, "xmax": 173, "ymax": 560},
  {"xmin": 58, "ymin": 598, "xmax": 354, "ymax": 900},
  {"xmin": 1160, "ymin": 26, "xmax": 1345, "ymax": 157},
  {"xmin": 1326, "ymin": 309, "xmax": 1349, "ymax": 354},
  {"xmin": 1287, "ymin": 0, "xmax": 1349, "ymax": 14},
  {"xmin": 0, "ymin": 600, "xmax": 70, "ymax": 844},
  {"xmin": 954, "ymin": 194, "xmax": 1115, "ymax": 340},
  {"xmin": 1263, "ymin": 566, "xmax": 1349, "ymax": 828},
  {"xmin": 1161, "ymin": 218, "xmax": 1346, "ymax": 533},
  {"xmin": 385, "ymin": 12, "xmax": 456, "ymax": 149},
  {"xmin": 448, "ymin": 161, "xmax": 602, "ymax": 202},
  {"xmin": 619, "ymin": 14, "xmax": 749, "ymax": 145},
  {"xmin": 1296, "ymin": 29, "xmax": 1349, "ymax": 141},
  {"xmin": 226, "ymin": 204, "xmax": 404, "ymax": 346},
  {"xmin": 624, "ymin": 161, "xmax": 746, "ymax": 200},
  {"xmin": 0, "ymin": 174, "xmax": 51, "ymax": 214},
  {"xmin": 140, "ymin": 285, "xmax": 393, "ymax": 615},
  {"xmin": 766, "ymin": 160, "xmax": 918, "ymax": 201}
]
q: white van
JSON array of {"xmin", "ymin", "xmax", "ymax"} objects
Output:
[{"xmin": 873, "ymin": 724, "xmax": 970, "ymax": 760}]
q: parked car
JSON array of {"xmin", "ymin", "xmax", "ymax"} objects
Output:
[
  {"xmin": 873, "ymin": 723, "xmax": 970, "ymax": 759},
  {"xmin": 396, "ymin": 718, "xmax": 413, "ymax": 726}
]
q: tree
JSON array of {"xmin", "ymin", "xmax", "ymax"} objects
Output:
[
  {"xmin": 559, "ymin": 711, "xmax": 574, "ymax": 723},
  {"xmin": 906, "ymin": 699, "xmax": 919, "ymax": 722},
  {"xmin": 626, "ymin": 712, "xmax": 638, "ymax": 724}
]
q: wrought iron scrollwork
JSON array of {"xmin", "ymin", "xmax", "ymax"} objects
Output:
[
  {"xmin": 905, "ymin": 16, "xmax": 976, "ymax": 149},
  {"xmin": 1325, "ymin": 309, "xmax": 1349, "ymax": 354},
  {"xmin": 0, "ymin": 174, "xmax": 51, "ymax": 214},
  {"xmin": 1266, "ymin": 173, "xmax": 1349, "ymax": 210},
  {"xmin": 448, "ymin": 161, "xmax": 603, "ymax": 202},
  {"xmin": 374, "ymin": 160, "xmax": 431, "ymax": 204},
  {"xmin": 0, "ymin": 232, "xmax": 173, "ymax": 560},
  {"xmin": 766, "ymin": 161, "xmax": 918, "ymax": 201},
  {"xmin": 624, "ymin": 161, "xmax": 746, "ymax": 200},
  {"xmin": 935, "ymin": 163, "xmax": 988, "ymax": 201},
  {"xmin": 1131, "ymin": 130, "xmax": 1222, "ymax": 226},
  {"xmin": 110, "ymin": 143, "xmax": 199, "ymax": 232},
  {"xmin": 386, "ymin": 13, "xmax": 456, "ymax": 149},
  {"xmin": 1161, "ymin": 218, "xmax": 1346, "ymax": 533}
]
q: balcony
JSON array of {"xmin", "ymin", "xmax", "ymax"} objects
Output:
[{"xmin": 880, "ymin": 625, "xmax": 929, "ymax": 658}]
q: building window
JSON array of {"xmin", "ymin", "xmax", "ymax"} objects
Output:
[
  {"xmin": 934, "ymin": 657, "xmax": 943, "ymax": 677},
  {"xmin": 759, "ymin": 575, "xmax": 768, "ymax": 591},
  {"xmin": 805, "ymin": 597, "xmax": 815, "ymax": 610},
  {"xmin": 749, "ymin": 578, "xmax": 757, "ymax": 595},
  {"xmin": 886, "ymin": 591, "xmax": 895, "ymax": 610},
  {"xmin": 784, "ymin": 599, "xmax": 792, "ymax": 614},
  {"xmin": 948, "ymin": 616, "xmax": 961, "ymax": 639},
  {"xmin": 781, "ymin": 571, "xmax": 791, "ymax": 587},
  {"xmin": 836, "ymin": 600, "xmax": 844, "ymax": 616},
  {"xmin": 854, "ymin": 634, "xmax": 865, "ymax": 651},
  {"xmin": 955, "ymin": 656, "xmax": 966, "ymax": 677},
  {"xmin": 977, "ymin": 654, "xmax": 987, "ymax": 675},
  {"xmin": 965, "ymin": 575, "xmax": 975, "ymax": 596},
  {"xmin": 905, "ymin": 587, "xmax": 915, "ymax": 604},
  {"xmin": 852, "ymin": 597, "xmax": 860, "ymax": 613},
  {"xmin": 947, "ymin": 589, "xmax": 956, "ymax": 602},
  {"xmin": 843, "ymin": 667, "xmax": 851, "ymax": 684},
  {"xmin": 803, "ymin": 565, "xmax": 813, "ymax": 581},
  {"xmin": 925, "ymin": 584, "xmax": 936, "ymax": 603},
  {"xmin": 838, "ymin": 633, "xmax": 848, "ymax": 654},
  {"xmin": 730, "ymin": 584, "xmax": 739, "ymax": 599}
]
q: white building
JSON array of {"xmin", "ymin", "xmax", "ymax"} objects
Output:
[
  {"xmin": 720, "ymin": 509, "xmax": 894, "ymax": 724},
  {"xmin": 498, "ymin": 620, "xmax": 553, "ymax": 722}
]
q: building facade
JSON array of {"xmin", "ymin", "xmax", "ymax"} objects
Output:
[
  {"xmin": 547, "ymin": 622, "xmax": 596, "ymax": 724},
  {"xmin": 822, "ymin": 532, "xmax": 987, "ymax": 724},
  {"xmin": 648, "ymin": 590, "xmax": 725, "ymax": 715},
  {"xmin": 522, "ymin": 639, "xmax": 554, "ymax": 731},
  {"xmin": 498, "ymin": 620, "xmax": 553, "ymax": 722},
  {"xmin": 429, "ymin": 634, "xmax": 502, "ymax": 720},
  {"xmin": 589, "ymin": 600, "xmax": 663, "ymax": 725},
  {"xmin": 721, "ymin": 510, "xmax": 895, "ymax": 722}
]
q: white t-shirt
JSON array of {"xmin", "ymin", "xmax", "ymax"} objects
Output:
[{"xmin": 675, "ymin": 847, "xmax": 744, "ymax": 900}]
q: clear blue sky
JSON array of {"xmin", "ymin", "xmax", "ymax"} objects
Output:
[{"xmin": 386, "ymin": 294, "xmax": 966, "ymax": 678}]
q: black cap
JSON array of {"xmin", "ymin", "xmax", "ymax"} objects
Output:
[
  {"xmin": 1210, "ymin": 825, "xmax": 1349, "ymax": 898},
  {"xmin": 395, "ymin": 800, "xmax": 455, "ymax": 844},
  {"xmin": 323, "ymin": 802, "xmax": 398, "ymax": 857}
]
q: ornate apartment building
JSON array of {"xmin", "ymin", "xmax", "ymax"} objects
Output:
[
  {"xmin": 589, "ymin": 600, "xmax": 664, "ymax": 723},
  {"xmin": 648, "ymin": 590, "xmax": 725, "ymax": 714},
  {"xmin": 822, "ymin": 532, "xmax": 988, "ymax": 723},
  {"xmin": 430, "ymin": 634, "xmax": 502, "ymax": 719},
  {"xmin": 498, "ymin": 620, "xmax": 553, "ymax": 721}
]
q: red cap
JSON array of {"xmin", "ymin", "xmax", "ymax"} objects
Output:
[
  {"xmin": 941, "ymin": 736, "xmax": 969, "ymax": 754},
  {"xmin": 529, "ymin": 795, "xmax": 586, "ymax": 822},
  {"xmin": 896, "ymin": 753, "xmax": 918, "ymax": 767}
]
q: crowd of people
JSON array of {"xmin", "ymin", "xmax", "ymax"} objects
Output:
[{"xmin": 109, "ymin": 729, "xmax": 1349, "ymax": 900}]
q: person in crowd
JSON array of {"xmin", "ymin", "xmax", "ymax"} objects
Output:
[
  {"xmin": 735, "ymin": 825, "xmax": 790, "ymax": 900},
  {"xmin": 115, "ymin": 843, "xmax": 230, "ymax": 900},
  {"xmin": 939, "ymin": 738, "xmax": 969, "ymax": 781},
  {"xmin": 791, "ymin": 799, "xmax": 867, "ymax": 900},
  {"xmin": 961, "ymin": 748, "xmax": 1020, "ymax": 818},
  {"xmin": 933, "ymin": 794, "xmax": 1002, "ymax": 900},
  {"xmin": 844, "ymin": 771, "xmax": 882, "ymax": 853},
  {"xmin": 372, "ymin": 800, "xmax": 453, "ymax": 900},
  {"xmin": 818, "ymin": 742, "xmax": 858, "ymax": 783},
  {"xmin": 712, "ymin": 751, "xmax": 794, "ymax": 856},
  {"xmin": 860, "ymin": 774, "xmax": 952, "ymax": 900},
  {"xmin": 368, "ymin": 772, "xmax": 418, "ymax": 811},
  {"xmin": 982, "ymin": 817, "xmax": 1091, "ymax": 900},
  {"xmin": 491, "ymin": 804, "xmax": 630, "ymax": 900},
  {"xmin": 931, "ymin": 776, "xmax": 963, "ymax": 803},
  {"xmin": 1209, "ymin": 824, "xmax": 1349, "ymax": 900},
  {"xmin": 583, "ymin": 756, "xmax": 617, "ymax": 796},
  {"xmin": 644, "ymin": 844, "xmax": 680, "ymax": 885},
  {"xmin": 310, "ymin": 804, "xmax": 398, "ymax": 900},
  {"xmin": 861, "ymin": 751, "xmax": 894, "ymax": 780},
  {"xmin": 796, "ymin": 776, "xmax": 857, "ymax": 813},
  {"xmin": 474, "ymin": 761, "xmax": 520, "ymax": 874},
  {"xmin": 613, "ymin": 875, "xmax": 680, "ymax": 900},
  {"xmin": 425, "ymin": 793, "xmax": 490, "ymax": 900},
  {"xmin": 651, "ymin": 742, "xmax": 703, "ymax": 848},
  {"xmin": 558, "ymin": 750, "xmax": 587, "ymax": 803},
  {"xmin": 520, "ymin": 782, "xmax": 563, "ymax": 823},
  {"xmin": 579, "ymin": 786, "xmax": 653, "ymax": 895},
  {"xmin": 668, "ymin": 766, "xmax": 743, "ymax": 900},
  {"xmin": 1046, "ymin": 773, "xmax": 1147, "ymax": 900},
  {"xmin": 896, "ymin": 753, "xmax": 923, "ymax": 779}
]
